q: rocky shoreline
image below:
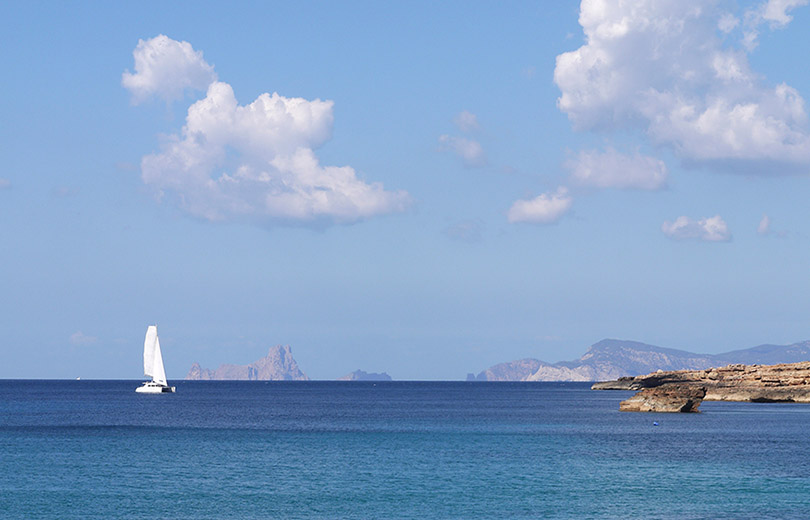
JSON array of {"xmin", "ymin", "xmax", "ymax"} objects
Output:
[{"xmin": 593, "ymin": 361, "xmax": 810, "ymax": 412}]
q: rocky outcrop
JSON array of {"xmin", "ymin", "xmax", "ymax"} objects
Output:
[
  {"xmin": 619, "ymin": 385, "xmax": 706, "ymax": 413},
  {"xmin": 185, "ymin": 345, "xmax": 308, "ymax": 381},
  {"xmin": 595, "ymin": 361, "xmax": 810, "ymax": 411},
  {"xmin": 468, "ymin": 339, "xmax": 810, "ymax": 382},
  {"xmin": 337, "ymin": 370, "xmax": 392, "ymax": 381}
]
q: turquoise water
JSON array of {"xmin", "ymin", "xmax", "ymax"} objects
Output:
[{"xmin": 2, "ymin": 380, "xmax": 810, "ymax": 519}]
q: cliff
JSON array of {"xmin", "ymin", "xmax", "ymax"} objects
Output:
[
  {"xmin": 619, "ymin": 385, "xmax": 706, "ymax": 413},
  {"xmin": 337, "ymin": 370, "xmax": 392, "ymax": 381},
  {"xmin": 594, "ymin": 361, "xmax": 810, "ymax": 412},
  {"xmin": 469, "ymin": 339, "xmax": 810, "ymax": 382},
  {"xmin": 186, "ymin": 345, "xmax": 308, "ymax": 381},
  {"xmin": 467, "ymin": 359, "xmax": 544, "ymax": 381}
]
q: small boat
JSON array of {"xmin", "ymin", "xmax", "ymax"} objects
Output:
[{"xmin": 135, "ymin": 325, "xmax": 175, "ymax": 393}]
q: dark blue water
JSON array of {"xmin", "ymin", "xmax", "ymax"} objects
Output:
[{"xmin": 2, "ymin": 381, "xmax": 810, "ymax": 519}]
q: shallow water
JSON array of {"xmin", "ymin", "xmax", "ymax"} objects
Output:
[{"xmin": 1, "ymin": 380, "xmax": 809, "ymax": 519}]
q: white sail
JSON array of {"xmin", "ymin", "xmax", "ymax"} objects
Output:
[
  {"xmin": 143, "ymin": 325, "xmax": 157, "ymax": 379},
  {"xmin": 151, "ymin": 335, "xmax": 168, "ymax": 386},
  {"xmin": 143, "ymin": 325, "xmax": 168, "ymax": 386},
  {"xmin": 136, "ymin": 325, "xmax": 174, "ymax": 393}
]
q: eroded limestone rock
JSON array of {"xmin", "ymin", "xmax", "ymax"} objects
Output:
[
  {"xmin": 595, "ymin": 361, "xmax": 810, "ymax": 411},
  {"xmin": 619, "ymin": 385, "xmax": 706, "ymax": 413}
]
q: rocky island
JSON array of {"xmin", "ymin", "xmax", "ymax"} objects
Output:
[
  {"xmin": 337, "ymin": 370, "xmax": 392, "ymax": 381},
  {"xmin": 186, "ymin": 345, "xmax": 308, "ymax": 380},
  {"xmin": 593, "ymin": 361, "xmax": 810, "ymax": 412}
]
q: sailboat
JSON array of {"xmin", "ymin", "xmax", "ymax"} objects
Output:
[{"xmin": 135, "ymin": 325, "xmax": 176, "ymax": 393}]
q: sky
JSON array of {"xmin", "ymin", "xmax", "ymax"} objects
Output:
[{"xmin": 2, "ymin": 0, "xmax": 810, "ymax": 380}]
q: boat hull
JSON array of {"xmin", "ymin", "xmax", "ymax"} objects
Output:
[{"xmin": 135, "ymin": 382, "xmax": 176, "ymax": 393}]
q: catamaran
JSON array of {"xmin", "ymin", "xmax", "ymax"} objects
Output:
[{"xmin": 135, "ymin": 325, "xmax": 176, "ymax": 393}]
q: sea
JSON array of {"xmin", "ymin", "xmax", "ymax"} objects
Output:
[{"xmin": 2, "ymin": 381, "xmax": 810, "ymax": 519}]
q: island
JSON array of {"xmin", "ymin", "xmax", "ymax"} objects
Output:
[
  {"xmin": 337, "ymin": 370, "xmax": 392, "ymax": 381},
  {"xmin": 593, "ymin": 361, "xmax": 810, "ymax": 412},
  {"xmin": 466, "ymin": 338, "xmax": 810, "ymax": 382},
  {"xmin": 186, "ymin": 345, "xmax": 309, "ymax": 380}
]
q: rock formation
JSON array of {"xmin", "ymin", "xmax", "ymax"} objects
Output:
[
  {"xmin": 467, "ymin": 359, "xmax": 545, "ymax": 381},
  {"xmin": 468, "ymin": 339, "xmax": 810, "ymax": 382},
  {"xmin": 619, "ymin": 385, "xmax": 706, "ymax": 413},
  {"xmin": 594, "ymin": 361, "xmax": 810, "ymax": 412},
  {"xmin": 185, "ymin": 345, "xmax": 308, "ymax": 381},
  {"xmin": 337, "ymin": 370, "xmax": 392, "ymax": 381}
]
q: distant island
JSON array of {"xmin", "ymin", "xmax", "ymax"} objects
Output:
[
  {"xmin": 337, "ymin": 370, "xmax": 392, "ymax": 381},
  {"xmin": 185, "ymin": 346, "xmax": 392, "ymax": 382},
  {"xmin": 186, "ymin": 345, "xmax": 308, "ymax": 380},
  {"xmin": 183, "ymin": 337, "xmax": 810, "ymax": 382},
  {"xmin": 467, "ymin": 339, "xmax": 810, "ymax": 382}
]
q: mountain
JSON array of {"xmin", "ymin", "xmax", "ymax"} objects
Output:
[
  {"xmin": 468, "ymin": 339, "xmax": 810, "ymax": 382},
  {"xmin": 337, "ymin": 370, "xmax": 392, "ymax": 381},
  {"xmin": 186, "ymin": 345, "xmax": 308, "ymax": 381},
  {"xmin": 711, "ymin": 340, "xmax": 810, "ymax": 366}
]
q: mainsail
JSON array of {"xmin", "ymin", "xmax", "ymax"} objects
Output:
[{"xmin": 143, "ymin": 325, "xmax": 168, "ymax": 386}]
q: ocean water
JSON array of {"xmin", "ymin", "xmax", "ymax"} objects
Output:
[{"xmin": 2, "ymin": 381, "xmax": 810, "ymax": 519}]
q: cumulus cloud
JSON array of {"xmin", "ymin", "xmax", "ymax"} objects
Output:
[
  {"xmin": 507, "ymin": 187, "xmax": 572, "ymax": 224},
  {"xmin": 566, "ymin": 147, "xmax": 668, "ymax": 190},
  {"xmin": 122, "ymin": 35, "xmax": 217, "ymax": 104},
  {"xmin": 438, "ymin": 134, "xmax": 487, "ymax": 168},
  {"xmin": 555, "ymin": 0, "xmax": 810, "ymax": 173},
  {"xmin": 662, "ymin": 215, "xmax": 732, "ymax": 242},
  {"xmin": 70, "ymin": 331, "xmax": 98, "ymax": 346},
  {"xmin": 128, "ymin": 36, "xmax": 409, "ymax": 225}
]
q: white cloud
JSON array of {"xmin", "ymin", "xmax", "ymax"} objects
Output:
[
  {"xmin": 742, "ymin": 0, "xmax": 808, "ymax": 50},
  {"xmin": 454, "ymin": 110, "xmax": 480, "ymax": 133},
  {"xmin": 757, "ymin": 0, "xmax": 807, "ymax": 27},
  {"xmin": 757, "ymin": 214, "xmax": 771, "ymax": 235},
  {"xmin": 438, "ymin": 134, "xmax": 487, "ymax": 168},
  {"xmin": 756, "ymin": 213, "xmax": 787, "ymax": 237},
  {"xmin": 662, "ymin": 215, "xmax": 732, "ymax": 242},
  {"xmin": 554, "ymin": 0, "xmax": 810, "ymax": 173},
  {"xmin": 507, "ymin": 187, "xmax": 572, "ymax": 224},
  {"xmin": 566, "ymin": 147, "xmax": 667, "ymax": 190},
  {"xmin": 130, "ymin": 37, "xmax": 410, "ymax": 225},
  {"xmin": 70, "ymin": 331, "xmax": 98, "ymax": 346},
  {"xmin": 122, "ymin": 35, "xmax": 217, "ymax": 104},
  {"xmin": 718, "ymin": 13, "xmax": 740, "ymax": 33}
]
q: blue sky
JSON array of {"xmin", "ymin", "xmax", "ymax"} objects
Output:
[{"xmin": 2, "ymin": 0, "xmax": 810, "ymax": 379}]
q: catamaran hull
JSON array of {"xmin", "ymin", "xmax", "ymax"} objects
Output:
[{"xmin": 135, "ymin": 383, "xmax": 176, "ymax": 393}]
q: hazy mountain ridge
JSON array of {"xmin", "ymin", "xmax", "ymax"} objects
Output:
[
  {"xmin": 467, "ymin": 359, "xmax": 544, "ymax": 382},
  {"xmin": 468, "ymin": 339, "xmax": 810, "ymax": 382},
  {"xmin": 186, "ymin": 345, "xmax": 308, "ymax": 381}
]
